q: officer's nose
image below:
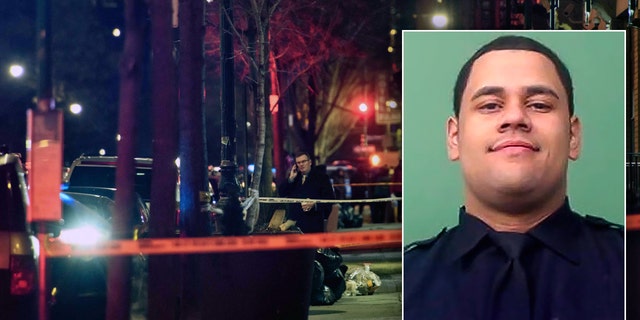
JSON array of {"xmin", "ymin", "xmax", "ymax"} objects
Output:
[{"xmin": 499, "ymin": 101, "xmax": 531, "ymax": 132}]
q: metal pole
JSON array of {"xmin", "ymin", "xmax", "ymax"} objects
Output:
[
  {"xmin": 37, "ymin": 223, "xmax": 48, "ymax": 320},
  {"xmin": 629, "ymin": 0, "xmax": 634, "ymax": 27},
  {"xmin": 37, "ymin": 0, "xmax": 54, "ymax": 112},
  {"xmin": 36, "ymin": 0, "xmax": 53, "ymax": 318},
  {"xmin": 549, "ymin": 0, "xmax": 557, "ymax": 30},
  {"xmin": 524, "ymin": 0, "xmax": 533, "ymax": 29},
  {"xmin": 364, "ymin": 115, "xmax": 368, "ymax": 146},
  {"xmin": 219, "ymin": 0, "xmax": 240, "ymax": 202}
]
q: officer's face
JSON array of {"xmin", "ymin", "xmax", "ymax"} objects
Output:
[{"xmin": 446, "ymin": 50, "xmax": 581, "ymax": 210}]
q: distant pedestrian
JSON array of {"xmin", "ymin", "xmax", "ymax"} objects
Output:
[
  {"xmin": 371, "ymin": 167, "xmax": 391, "ymax": 223},
  {"xmin": 208, "ymin": 165, "xmax": 221, "ymax": 203},
  {"xmin": 390, "ymin": 161, "xmax": 402, "ymax": 222}
]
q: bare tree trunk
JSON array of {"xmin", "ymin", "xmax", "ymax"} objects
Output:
[
  {"xmin": 178, "ymin": 0, "xmax": 209, "ymax": 238},
  {"xmin": 107, "ymin": 0, "xmax": 146, "ymax": 319},
  {"xmin": 177, "ymin": 0, "xmax": 209, "ymax": 318},
  {"xmin": 244, "ymin": 0, "xmax": 273, "ymax": 232},
  {"xmin": 307, "ymin": 76, "xmax": 318, "ymax": 158},
  {"xmin": 255, "ymin": 102, "xmax": 274, "ymax": 229},
  {"xmin": 148, "ymin": 0, "xmax": 180, "ymax": 319}
]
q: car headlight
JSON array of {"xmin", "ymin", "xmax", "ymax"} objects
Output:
[{"xmin": 59, "ymin": 225, "xmax": 109, "ymax": 247}]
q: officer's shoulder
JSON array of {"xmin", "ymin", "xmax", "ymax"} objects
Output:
[
  {"xmin": 404, "ymin": 227, "xmax": 449, "ymax": 254},
  {"xmin": 582, "ymin": 214, "xmax": 623, "ymax": 237}
]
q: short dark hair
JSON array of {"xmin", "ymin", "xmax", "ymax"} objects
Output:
[
  {"xmin": 453, "ymin": 35, "xmax": 574, "ymax": 117},
  {"xmin": 294, "ymin": 151, "xmax": 311, "ymax": 160}
]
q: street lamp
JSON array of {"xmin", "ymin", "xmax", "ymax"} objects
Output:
[
  {"xmin": 69, "ymin": 103, "xmax": 82, "ymax": 115},
  {"xmin": 432, "ymin": 14, "xmax": 448, "ymax": 29},
  {"xmin": 359, "ymin": 102, "xmax": 368, "ymax": 146},
  {"xmin": 9, "ymin": 64, "xmax": 25, "ymax": 78}
]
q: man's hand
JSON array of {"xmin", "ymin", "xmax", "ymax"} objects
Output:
[
  {"xmin": 288, "ymin": 165, "xmax": 298, "ymax": 182},
  {"xmin": 279, "ymin": 219, "xmax": 296, "ymax": 231},
  {"xmin": 301, "ymin": 199, "xmax": 315, "ymax": 212}
]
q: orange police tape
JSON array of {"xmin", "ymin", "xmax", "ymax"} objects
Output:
[
  {"xmin": 628, "ymin": 214, "xmax": 640, "ymax": 231},
  {"xmin": 45, "ymin": 229, "xmax": 402, "ymax": 257}
]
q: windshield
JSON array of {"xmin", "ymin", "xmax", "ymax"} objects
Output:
[
  {"xmin": 67, "ymin": 166, "xmax": 153, "ymax": 202},
  {"xmin": 0, "ymin": 163, "xmax": 28, "ymax": 232}
]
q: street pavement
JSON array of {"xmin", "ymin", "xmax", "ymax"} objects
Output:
[
  {"xmin": 309, "ymin": 291, "xmax": 402, "ymax": 320},
  {"xmin": 310, "ymin": 225, "xmax": 403, "ymax": 320}
]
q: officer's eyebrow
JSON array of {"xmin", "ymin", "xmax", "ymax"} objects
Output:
[
  {"xmin": 525, "ymin": 85, "xmax": 560, "ymax": 100},
  {"xmin": 470, "ymin": 85, "xmax": 560, "ymax": 100},
  {"xmin": 471, "ymin": 86, "xmax": 504, "ymax": 100}
]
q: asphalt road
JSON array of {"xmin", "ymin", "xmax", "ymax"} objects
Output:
[{"xmin": 309, "ymin": 291, "xmax": 402, "ymax": 320}]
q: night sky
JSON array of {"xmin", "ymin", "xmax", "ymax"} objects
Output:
[{"xmin": 1, "ymin": 0, "xmax": 404, "ymax": 168}]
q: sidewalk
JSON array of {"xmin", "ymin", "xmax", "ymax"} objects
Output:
[{"xmin": 308, "ymin": 292, "xmax": 402, "ymax": 320}]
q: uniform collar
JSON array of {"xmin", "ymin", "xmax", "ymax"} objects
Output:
[{"xmin": 448, "ymin": 198, "xmax": 582, "ymax": 265}]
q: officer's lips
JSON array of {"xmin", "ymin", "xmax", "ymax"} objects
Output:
[{"xmin": 488, "ymin": 139, "xmax": 540, "ymax": 153}]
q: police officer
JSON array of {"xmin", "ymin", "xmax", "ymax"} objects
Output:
[{"xmin": 404, "ymin": 35, "xmax": 623, "ymax": 319}]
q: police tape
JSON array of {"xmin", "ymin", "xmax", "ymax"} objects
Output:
[
  {"xmin": 258, "ymin": 196, "xmax": 401, "ymax": 204},
  {"xmin": 333, "ymin": 182, "xmax": 402, "ymax": 187},
  {"xmin": 45, "ymin": 229, "xmax": 402, "ymax": 257},
  {"xmin": 627, "ymin": 214, "xmax": 640, "ymax": 230}
]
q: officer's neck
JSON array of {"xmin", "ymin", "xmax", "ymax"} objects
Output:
[{"xmin": 464, "ymin": 192, "xmax": 566, "ymax": 233}]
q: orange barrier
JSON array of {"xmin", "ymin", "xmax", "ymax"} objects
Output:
[
  {"xmin": 628, "ymin": 214, "xmax": 640, "ymax": 230},
  {"xmin": 45, "ymin": 229, "xmax": 402, "ymax": 257}
]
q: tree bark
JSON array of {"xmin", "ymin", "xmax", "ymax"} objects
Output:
[
  {"xmin": 177, "ymin": 0, "xmax": 210, "ymax": 318},
  {"xmin": 244, "ymin": 0, "xmax": 276, "ymax": 232},
  {"xmin": 148, "ymin": 0, "xmax": 180, "ymax": 319},
  {"xmin": 107, "ymin": 0, "xmax": 145, "ymax": 319},
  {"xmin": 178, "ymin": 0, "xmax": 209, "ymax": 238}
]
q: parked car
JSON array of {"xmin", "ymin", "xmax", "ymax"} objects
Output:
[
  {"xmin": 48, "ymin": 188, "xmax": 149, "ymax": 320},
  {"xmin": 63, "ymin": 156, "xmax": 153, "ymax": 207},
  {"xmin": 0, "ymin": 152, "xmax": 38, "ymax": 320},
  {"xmin": 64, "ymin": 155, "xmax": 217, "ymax": 233}
]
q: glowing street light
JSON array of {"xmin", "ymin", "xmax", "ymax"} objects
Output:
[
  {"xmin": 112, "ymin": 28, "xmax": 121, "ymax": 37},
  {"xmin": 432, "ymin": 14, "xmax": 448, "ymax": 29},
  {"xmin": 358, "ymin": 102, "xmax": 368, "ymax": 113},
  {"xmin": 69, "ymin": 103, "xmax": 83, "ymax": 115},
  {"xmin": 9, "ymin": 64, "xmax": 24, "ymax": 78},
  {"xmin": 370, "ymin": 154, "xmax": 381, "ymax": 167},
  {"xmin": 359, "ymin": 102, "xmax": 369, "ymax": 147}
]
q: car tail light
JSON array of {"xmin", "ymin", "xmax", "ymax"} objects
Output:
[{"xmin": 10, "ymin": 255, "xmax": 36, "ymax": 295}]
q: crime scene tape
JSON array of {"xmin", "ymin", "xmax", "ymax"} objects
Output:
[
  {"xmin": 258, "ymin": 196, "xmax": 401, "ymax": 204},
  {"xmin": 46, "ymin": 229, "xmax": 402, "ymax": 257},
  {"xmin": 333, "ymin": 182, "xmax": 402, "ymax": 187},
  {"xmin": 628, "ymin": 214, "xmax": 640, "ymax": 230}
]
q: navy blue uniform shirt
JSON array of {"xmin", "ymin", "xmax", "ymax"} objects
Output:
[{"xmin": 404, "ymin": 199, "xmax": 623, "ymax": 320}]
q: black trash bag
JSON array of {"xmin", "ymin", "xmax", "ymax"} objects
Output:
[
  {"xmin": 315, "ymin": 248, "xmax": 347, "ymax": 302},
  {"xmin": 311, "ymin": 262, "xmax": 337, "ymax": 306},
  {"xmin": 338, "ymin": 204, "xmax": 363, "ymax": 229},
  {"xmin": 310, "ymin": 261, "xmax": 326, "ymax": 305},
  {"xmin": 315, "ymin": 248, "xmax": 343, "ymax": 272},
  {"xmin": 320, "ymin": 285, "xmax": 336, "ymax": 305},
  {"xmin": 324, "ymin": 268, "xmax": 347, "ymax": 301}
]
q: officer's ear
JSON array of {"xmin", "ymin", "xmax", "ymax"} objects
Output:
[
  {"xmin": 446, "ymin": 116, "xmax": 460, "ymax": 161},
  {"xmin": 568, "ymin": 116, "xmax": 581, "ymax": 161}
]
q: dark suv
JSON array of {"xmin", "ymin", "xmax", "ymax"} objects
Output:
[
  {"xmin": 64, "ymin": 156, "xmax": 154, "ymax": 207},
  {"xmin": 0, "ymin": 153, "xmax": 38, "ymax": 320}
]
